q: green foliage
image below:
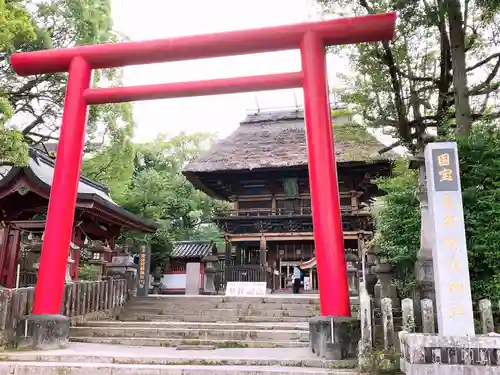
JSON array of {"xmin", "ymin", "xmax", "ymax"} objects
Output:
[
  {"xmin": 318, "ymin": 0, "xmax": 500, "ymax": 301},
  {"xmin": 317, "ymin": 0, "xmax": 500, "ymax": 147},
  {"xmin": 0, "ymin": 0, "xmax": 132, "ymax": 166},
  {"xmin": 373, "ymin": 127, "xmax": 500, "ymax": 301},
  {"xmin": 459, "ymin": 125, "xmax": 500, "ymax": 300},
  {"xmin": 82, "ymin": 114, "xmax": 135, "ymax": 199},
  {"xmin": 331, "ymin": 108, "xmax": 353, "ymax": 118},
  {"xmin": 0, "ymin": 127, "xmax": 28, "ymax": 166},
  {"xmin": 189, "ymin": 224, "xmax": 224, "ymax": 251},
  {"xmin": 82, "ymin": 132, "xmax": 230, "ymax": 266},
  {"xmin": 371, "ymin": 159, "xmax": 420, "ymax": 294},
  {"xmin": 0, "ymin": 0, "xmax": 35, "ymax": 52},
  {"xmin": 78, "ymin": 264, "xmax": 100, "ymax": 281}
]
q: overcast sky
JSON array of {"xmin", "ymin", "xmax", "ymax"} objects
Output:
[{"xmin": 111, "ymin": 0, "xmax": 351, "ymax": 142}]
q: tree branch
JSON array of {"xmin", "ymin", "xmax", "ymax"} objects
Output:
[
  {"xmin": 472, "ymin": 112, "xmax": 500, "ymax": 121},
  {"xmin": 394, "ymin": 66, "xmax": 439, "ymax": 84},
  {"xmin": 466, "ymin": 52, "xmax": 500, "ymax": 72},
  {"xmin": 469, "ymin": 56, "xmax": 500, "ymax": 95}
]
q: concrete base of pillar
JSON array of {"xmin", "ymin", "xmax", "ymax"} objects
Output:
[
  {"xmin": 399, "ymin": 332, "xmax": 500, "ymax": 375},
  {"xmin": 309, "ymin": 316, "xmax": 360, "ymax": 360},
  {"xmin": 15, "ymin": 314, "xmax": 70, "ymax": 350}
]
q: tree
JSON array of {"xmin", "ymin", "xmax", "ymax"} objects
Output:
[
  {"xmin": 318, "ymin": 0, "xmax": 500, "ymax": 146},
  {"xmin": 459, "ymin": 124, "xmax": 500, "ymax": 300},
  {"xmin": 372, "ymin": 126, "xmax": 500, "ymax": 301},
  {"xmin": 1, "ymin": 0, "xmax": 133, "ymax": 165},
  {"xmin": 317, "ymin": 0, "xmax": 500, "ymax": 299},
  {"xmin": 109, "ymin": 133, "xmax": 231, "ymax": 265},
  {"xmin": 0, "ymin": 0, "xmax": 35, "ymax": 165},
  {"xmin": 371, "ymin": 161, "xmax": 421, "ymax": 297},
  {"xmin": 82, "ymin": 116, "xmax": 135, "ymax": 199}
]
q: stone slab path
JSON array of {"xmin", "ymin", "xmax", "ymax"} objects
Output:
[{"xmin": 0, "ymin": 342, "xmax": 357, "ymax": 374}]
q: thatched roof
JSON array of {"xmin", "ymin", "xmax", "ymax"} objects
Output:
[{"xmin": 184, "ymin": 110, "xmax": 394, "ymax": 173}]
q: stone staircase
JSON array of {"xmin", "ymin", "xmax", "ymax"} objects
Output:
[
  {"xmin": 0, "ymin": 295, "xmax": 359, "ymax": 374},
  {"xmin": 70, "ymin": 295, "xmax": 320, "ymax": 348}
]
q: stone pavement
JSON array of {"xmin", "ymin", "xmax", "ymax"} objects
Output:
[{"xmin": 0, "ymin": 342, "xmax": 357, "ymax": 374}]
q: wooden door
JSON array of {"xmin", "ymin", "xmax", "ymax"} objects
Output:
[{"xmin": 0, "ymin": 228, "xmax": 20, "ymax": 288}]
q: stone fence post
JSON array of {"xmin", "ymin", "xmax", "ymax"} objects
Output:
[
  {"xmin": 478, "ymin": 299, "xmax": 495, "ymax": 334},
  {"xmin": 381, "ymin": 297, "xmax": 395, "ymax": 352},
  {"xmin": 420, "ymin": 298, "xmax": 435, "ymax": 334},
  {"xmin": 402, "ymin": 298, "xmax": 415, "ymax": 333},
  {"xmin": 358, "ymin": 283, "xmax": 372, "ymax": 368}
]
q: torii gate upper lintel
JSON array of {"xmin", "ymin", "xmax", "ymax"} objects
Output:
[{"xmin": 10, "ymin": 12, "xmax": 396, "ymax": 318}]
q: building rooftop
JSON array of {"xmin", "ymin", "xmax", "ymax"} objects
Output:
[
  {"xmin": 183, "ymin": 109, "xmax": 395, "ymax": 174},
  {"xmin": 171, "ymin": 241, "xmax": 217, "ymax": 260}
]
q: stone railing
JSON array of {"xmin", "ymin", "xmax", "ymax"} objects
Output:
[
  {"xmin": 0, "ymin": 278, "xmax": 128, "ymax": 346},
  {"xmin": 398, "ymin": 298, "xmax": 500, "ymax": 373},
  {"xmin": 359, "ymin": 292, "xmax": 500, "ymax": 373}
]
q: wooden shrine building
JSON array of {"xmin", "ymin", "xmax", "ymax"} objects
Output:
[
  {"xmin": 0, "ymin": 149, "xmax": 159, "ymax": 288},
  {"xmin": 183, "ymin": 109, "xmax": 394, "ymax": 291},
  {"xmin": 162, "ymin": 240, "xmax": 218, "ymax": 293}
]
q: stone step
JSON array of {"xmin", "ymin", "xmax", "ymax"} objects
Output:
[
  {"xmin": 70, "ymin": 327, "xmax": 309, "ymax": 341},
  {"xmin": 135, "ymin": 296, "xmax": 321, "ymax": 305},
  {"xmin": 122, "ymin": 308, "xmax": 316, "ymax": 318},
  {"xmin": 0, "ymin": 362, "xmax": 356, "ymax": 375},
  {"xmin": 69, "ymin": 336, "xmax": 309, "ymax": 348},
  {"xmin": 126, "ymin": 302, "xmax": 320, "ymax": 312},
  {"xmin": 119, "ymin": 313, "xmax": 312, "ymax": 323},
  {"xmin": 0, "ymin": 343, "xmax": 356, "ymax": 369},
  {"xmin": 79, "ymin": 320, "xmax": 309, "ymax": 331}
]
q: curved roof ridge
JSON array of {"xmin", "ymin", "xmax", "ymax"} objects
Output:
[{"xmin": 30, "ymin": 149, "xmax": 111, "ymax": 196}]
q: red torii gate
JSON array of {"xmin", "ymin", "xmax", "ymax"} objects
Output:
[{"xmin": 11, "ymin": 13, "xmax": 396, "ymax": 317}]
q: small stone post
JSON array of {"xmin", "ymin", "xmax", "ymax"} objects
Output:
[
  {"xmin": 421, "ymin": 298, "xmax": 435, "ymax": 334},
  {"xmin": 65, "ymin": 253, "xmax": 75, "ymax": 283},
  {"xmin": 151, "ymin": 266, "xmax": 162, "ymax": 294},
  {"xmin": 479, "ymin": 299, "xmax": 494, "ymax": 334},
  {"xmin": 372, "ymin": 258, "xmax": 397, "ymax": 307},
  {"xmin": 358, "ymin": 282, "xmax": 372, "ymax": 368},
  {"xmin": 402, "ymin": 298, "xmax": 415, "ymax": 332},
  {"xmin": 381, "ymin": 297, "xmax": 395, "ymax": 352},
  {"xmin": 346, "ymin": 253, "xmax": 359, "ymax": 296}
]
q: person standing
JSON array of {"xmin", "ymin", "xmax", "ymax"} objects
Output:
[{"xmin": 292, "ymin": 265, "xmax": 302, "ymax": 294}]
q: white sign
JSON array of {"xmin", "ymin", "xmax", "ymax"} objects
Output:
[
  {"xmin": 225, "ymin": 282, "xmax": 267, "ymax": 297},
  {"xmin": 303, "ymin": 277, "xmax": 311, "ymax": 291}
]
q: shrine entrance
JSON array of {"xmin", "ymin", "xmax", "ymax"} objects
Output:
[{"xmin": 10, "ymin": 13, "xmax": 396, "ymax": 317}]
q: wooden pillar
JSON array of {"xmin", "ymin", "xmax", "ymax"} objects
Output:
[
  {"xmin": 358, "ymin": 233, "xmax": 366, "ymax": 284},
  {"xmin": 235, "ymin": 243, "xmax": 242, "ymax": 265},
  {"xmin": 259, "ymin": 234, "xmax": 266, "ymax": 282},
  {"xmin": 271, "ymin": 194, "xmax": 276, "ymax": 214},
  {"xmin": 357, "ymin": 233, "xmax": 365, "ymax": 260},
  {"xmin": 5, "ymin": 229, "xmax": 20, "ymax": 288},
  {"xmin": 71, "ymin": 227, "xmax": 81, "ymax": 280},
  {"xmin": 0, "ymin": 227, "xmax": 8, "ymax": 285},
  {"xmin": 350, "ymin": 191, "xmax": 358, "ymax": 209},
  {"xmin": 224, "ymin": 238, "xmax": 231, "ymax": 283}
]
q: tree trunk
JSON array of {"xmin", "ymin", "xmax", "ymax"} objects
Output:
[{"xmin": 445, "ymin": 0, "xmax": 473, "ymax": 137}]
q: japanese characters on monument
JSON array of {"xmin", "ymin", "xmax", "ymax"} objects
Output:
[
  {"xmin": 424, "ymin": 142, "xmax": 475, "ymax": 337},
  {"xmin": 137, "ymin": 245, "xmax": 151, "ymax": 297}
]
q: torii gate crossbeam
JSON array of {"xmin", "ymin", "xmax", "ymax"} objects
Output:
[{"xmin": 11, "ymin": 12, "xmax": 396, "ymax": 318}]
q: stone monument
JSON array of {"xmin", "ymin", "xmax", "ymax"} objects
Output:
[
  {"xmin": 185, "ymin": 262, "xmax": 201, "ymax": 295},
  {"xmin": 399, "ymin": 142, "xmax": 500, "ymax": 374}
]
